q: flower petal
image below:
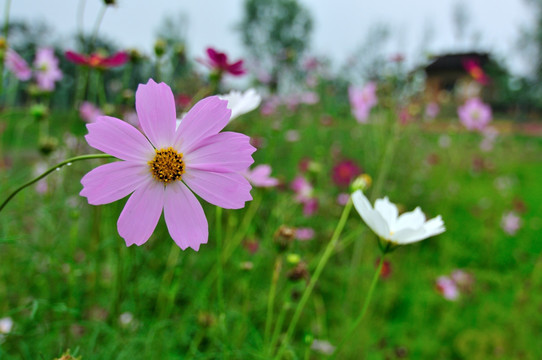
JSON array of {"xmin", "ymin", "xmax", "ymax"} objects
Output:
[
  {"xmin": 163, "ymin": 182, "xmax": 208, "ymax": 251},
  {"xmin": 101, "ymin": 52, "xmax": 129, "ymax": 67},
  {"xmin": 135, "ymin": 79, "xmax": 176, "ymax": 148},
  {"xmin": 184, "ymin": 132, "xmax": 255, "ymax": 173},
  {"xmin": 352, "ymin": 190, "xmax": 389, "ymax": 239},
  {"xmin": 374, "ymin": 197, "xmax": 398, "ymax": 227},
  {"xmin": 393, "ymin": 207, "xmax": 426, "ymax": 232},
  {"xmin": 85, "ymin": 116, "xmax": 154, "ymax": 162},
  {"xmin": 117, "ymin": 180, "xmax": 164, "ymax": 246},
  {"xmin": 398, "ymin": 216, "xmax": 445, "ymax": 244},
  {"xmin": 174, "ymin": 96, "xmax": 231, "ymax": 154},
  {"xmin": 183, "ymin": 169, "xmax": 252, "ymax": 209},
  {"xmin": 80, "ymin": 161, "xmax": 151, "ymax": 205},
  {"xmin": 65, "ymin": 51, "xmax": 89, "ymax": 65}
]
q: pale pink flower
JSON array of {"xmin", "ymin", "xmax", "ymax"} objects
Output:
[
  {"xmin": 303, "ymin": 198, "xmax": 318, "ymax": 216},
  {"xmin": 80, "ymin": 79, "xmax": 255, "ymax": 250},
  {"xmin": 425, "ymin": 102, "xmax": 440, "ymax": 119},
  {"xmin": 79, "ymin": 102, "xmax": 103, "ymax": 123},
  {"xmin": 261, "ymin": 96, "xmax": 281, "ymax": 116},
  {"xmin": 285, "ymin": 130, "xmax": 300, "ymax": 142},
  {"xmin": 436, "ymin": 276, "xmax": 459, "ymax": 301},
  {"xmin": 291, "ymin": 176, "xmax": 318, "ymax": 216},
  {"xmin": 243, "ymin": 164, "xmax": 278, "ymax": 188},
  {"xmin": 501, "ymin": 211, "xmax": 521, "ymax": 235},
  {"xmin": 348, "ymin": 82, "xmax": 378, "ymax": 123},
  {"xmin": 34, "ymin": 48, "xmax": 63, "ymax": 91},
  {"xmin": 337, "ymin": 193, "xmax": 350, "ymax": 206},
  {"xmin": 480, "ymin": 126, "xmax": 498, "ymax": 152},
  {"xmin": 295, "ymin": 227, "xmax": 315, "ymax": 241},
  {"xmin": 458, "ymin": 98, "xmax": 492, "ymax": 131},
  {"xmin": 124, "ymin": 111, "xmax": 140, "ymax": 128},
  {"xmin": 0, "ymin": 317, "xmax": 13, "ymax": 334},
  {"xmin": 5, "ymin": 48, "xmax": 31, "ymax": 81}
]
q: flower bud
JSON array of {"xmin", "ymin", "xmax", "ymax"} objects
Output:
[
  {"xmin": 30, "ymin": 104, "xmax": 49, "ymax": 122},
  {"xmin": 273, "ymin": 225, "xmax": 296, "ymax": 252},
  {"xmin": 154, "ymin": 39, "xmax": 166, "ymax": 58},
  {"xmin": 350, "ymin": 173, "xmax": 372, "ymax": 193},
  {"xmin": 38, "ymin": 136, "xmax": 58, "ymax": 155}
]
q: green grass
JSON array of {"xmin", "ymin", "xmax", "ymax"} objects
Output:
[{"xmin": 1, "ymin": 103, "xmax": 541, "ymax": 360}]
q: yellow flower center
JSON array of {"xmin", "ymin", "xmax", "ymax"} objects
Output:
[{"xmin": 148, "ymin": 147, "xmax": 185, "ymax": 184}]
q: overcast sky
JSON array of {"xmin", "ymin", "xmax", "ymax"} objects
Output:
[{"xmin": 7, "ymin": 0, "xmax": 533, "ymax": 75}]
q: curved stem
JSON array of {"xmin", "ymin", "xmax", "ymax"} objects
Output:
[
  {"xmin": 331, "ymin": 255, "xmax": 385, "ymax": 358},
  {"xmin": 264, "ymin": 255, "xmax": 283, "ymax": 350},
  {"xmin": 0, "ymin": 153, "xmax": 114, "ymax": 213},
  {"xmin": 90, "ymin": 4, "xmax": 107, "ymax": 48},
  {"xmin": 273, "ymin": 198, "xmax": 353, "ymax": 359}
]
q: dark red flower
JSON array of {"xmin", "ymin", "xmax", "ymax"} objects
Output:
[
  {"xmin": 65, "ymin": 51, "xmax": 129, "ymax": 69},
  {"xmin": 201, "ymin": 47, "xmax": 246, "ymax": 76},
  {"xmin": 175, "ymin": 93, "xmax": 193, "ymax": 109},
  {"xmin": 376, "ymin": 258, "xmax": 392, "ymax": 279},
  {"xmin": 331, "ymin": 160, "xmax": 362, "ymax": 187}
]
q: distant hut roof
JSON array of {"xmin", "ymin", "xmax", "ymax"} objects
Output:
[{"xmin": 424, "ymin": 52, "xmax": 490, "ymax": 76}]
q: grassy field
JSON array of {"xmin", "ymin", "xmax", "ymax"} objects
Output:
[{"xmin": 1, "ymin": 99, "xmax": 542, "ymax": 360}]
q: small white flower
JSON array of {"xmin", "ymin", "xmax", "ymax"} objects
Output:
[
  {"xmin": 311, "ymin": 339, "xmax": 335, "ymax": 355},
  {"xmin": 219, "ymin": 88, "xmax": 261, "ymax": 121},
  {"xmin": 352, "ymin": 190, "xmax": 445, "ymax": 245},
  {"xmin": 0, "ymin": 317, "xmax": 13, "ymax": 334}
]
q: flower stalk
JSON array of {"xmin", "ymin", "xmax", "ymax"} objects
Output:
[{"xmin": 0, "ymin": 154, "xmax": 114, "ymax": 213}]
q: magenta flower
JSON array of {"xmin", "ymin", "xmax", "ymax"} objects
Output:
[
  {"xmin": 34, "ymin": 48, "xmax": 62, "ymax": 91},
  {"xmin": 458, "ymin": 98, "xmax": 492, "ymax": 131},
  {"xmin": 243, "ymin": 164, "xmax": 279, "ymax": 188},
  {"xmin": 80, "ymin": 79, "xmax": 255, "ymax": 250},
  {"xmin": 348, "ymin": 82, "xmax": 378, "ymax": 123},
  {"xmin": 201, "ymin": 47, "xmax": 246, "ymax": 76},
  {"xmin": 291, "ymin": 175, "xmax": 318, "ymax": 216},
  {"xmin": 331, "ymin": 159, "xmax": 362, "ymax": 187},
  {"xmin": 5, "ymin": 48, "xmax": 31, "ymax": 81},
  {"xmin": 425, "ymin": 102, "xmax": 440, "ymax": 119},
  {"xmin": 79, "ymin": 102, "xmax": 104, "ymax": 123},
  {"xmin": 295, "ymin": 227, "xmax": 315, "ymax": 241},
  {"xmin": 462, "ymin": 58, "xmax": 490, "ymax": 85},
  {"xmin": 65, "ymin": 50, "xmax": 129, "ymax": 69}
]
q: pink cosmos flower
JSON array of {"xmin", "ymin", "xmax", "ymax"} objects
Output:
[
  {"xmin": 337, "ymin": 193, "xmax": 350, "ymax": 206},
  {"xmin": 348, "ymin": 82, "xmax": 378, "ymax": 123},
  {"xmin": 200, "ymin": 47, "xmax": 245, "ymax": 76},
  {"xmin": 79, "ymin": 102, "xmax": 103, "ymax": 123},
  {"xmin": 80, "ymin": 79, "xmax": 255, "ymax": 250},
  {"xmin": 501, "ymin": 211, "xmax": 521, "ymax": 235},
  {"xmin": 243, "ymin": 164, "xmax": 279, "ymax": 188},
  {"xmin": 436, "ymin": 276, "xmax": 459, "ymax": 301},
  {"xmin": 5, "ymin": 48, "xmax": 31, "ymax": 81},
  {"xmin": 295, "ymin": 227, "xmax": 315, "ymax": 241},
  {"xmin": 462, "ymin": 58, "xmax": 490, "ymax": 85},
  {"xmin": 480, "ymin": 126, "xmax": 498, "ymax": 152},
  {"xmin": 291, "ymin": 175, "xmax": 318, "ymax": 216},
  {"xmin": 65, "ymin": 50, "xmax": 129, "ymax": 69},
  {"xmin": 34, "ymin": 48, "xmax": 62, "ymax": 91},
  {"xmin": 331, "ymin": 159, "xmax": 362, "ymax": 187},
  {"xmin": 425, "ymin": 102, "xmax": 440, "ymax": 119},
  {"xmin": 458, "ymin": 98, "xmax": 492, "ymax": 131}
]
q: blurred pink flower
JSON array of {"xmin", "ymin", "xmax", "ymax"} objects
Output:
[
  {"xmin": 501, "ymin": 211, "xmax": 521, "ymax": 235},
  {"xmin": 291, "ymin": 175, "xmax": 318, "ymax": 216},
  {"xmin": 285, "ymin": 130, "xmax": 300, "ymax": 142},
  {"xmin": 436, "ymin": 276, "xmax": 459, "ymax": 301},
  {"xmin": 295, "ymin": 227, "xmax": 315, "ymax": 241},
  {"xmin": 80, "ymin": 79, "xmax": 255, "ymax": 250},
  {"xmin": 79, "ymin": 102, "xmax": 103, "ymax": 123},
  {"xmin": 337, "ymin": 193, "xmax": 350, "ymax": 206},
  {"xmin": 243, "ymin": 164, "xmax": 278, "ymax": 188},
  {"xmin": 34, "ymin": 48, "xmax": 62, "ymax": 91},
  {"xmin": 425, "ymin": 102, "xmax": 440, "ymax": 119},
  {"xmin": 480, "ymin": 126, "xmax": 498, "ymax": 152},
  {"xmin": 200, "ymin": 47, "xmax": 245, "ymax": 76},
  {"xmin": 5, "ymin": 48, "xmax": 31, "ymax": 81},
  {"xmin": 123, "ymin": 111, "xmax": 140, "ymax": 128},
  {"xmin": 462, "ymin": 58, "xmax": 490, "ymax": 85},
  {"xmin": 348, "ymin": 82, "xmax": 378, "ymax": 123},
  {"xmin": 458, "ymin": 98, "xmax": 492, "ymax": 131},
  {"xmin": 261, "ymin": 95, "xmax": 281, "ymax": 116}
]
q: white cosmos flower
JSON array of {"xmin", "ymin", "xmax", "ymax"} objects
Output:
[
  {"xmin": 352, "ymin": 190, "xmax": 445, "ymax": 245},
  {"xmin": 0, "ymin": 317, "xmax": 13, "ymax": 334},
  {"xmin": 219, "ymin": 88, "xmax": 261, "ymax": 121}
]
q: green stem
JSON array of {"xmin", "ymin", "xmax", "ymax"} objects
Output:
[
  {"xmin": 273, "ymin": 198, "xmax": 353, "ymax": 359},
  {"xmin": 331, "ymin": 256, "xmax": 385, "ymax": 358},
  {"xmin": 77, "ymin": 0, "xmax": 86, "ymax": 36},
  {"xmin": 90, "ymin": 4, "xmax": 107, "ymax": 49},
  {"xmin": 0, "ymin": 154, "xmax": 114, "ymax": 213},
  {"xmin": 0, "ymin": 0, "xmax": 12, "ymax": 99},
  {"xmin": 370, "ymin": 113, "xmax": 399, "ymax": 202},
  {"xmin": 215, "ymin": 206, "xmax": 224, "ymax": 316},
  {"xmin": 264, "ymin": 255, "xmax": 283, "ymax": 350}
]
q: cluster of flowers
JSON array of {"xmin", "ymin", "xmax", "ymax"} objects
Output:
[
  {"xmin": 436, "ymin": 269, "xmax": 474, "ymax": 301},
  {"xmin": 5, "ymin": 47, "xmax": 62, "ymax": 91}
]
